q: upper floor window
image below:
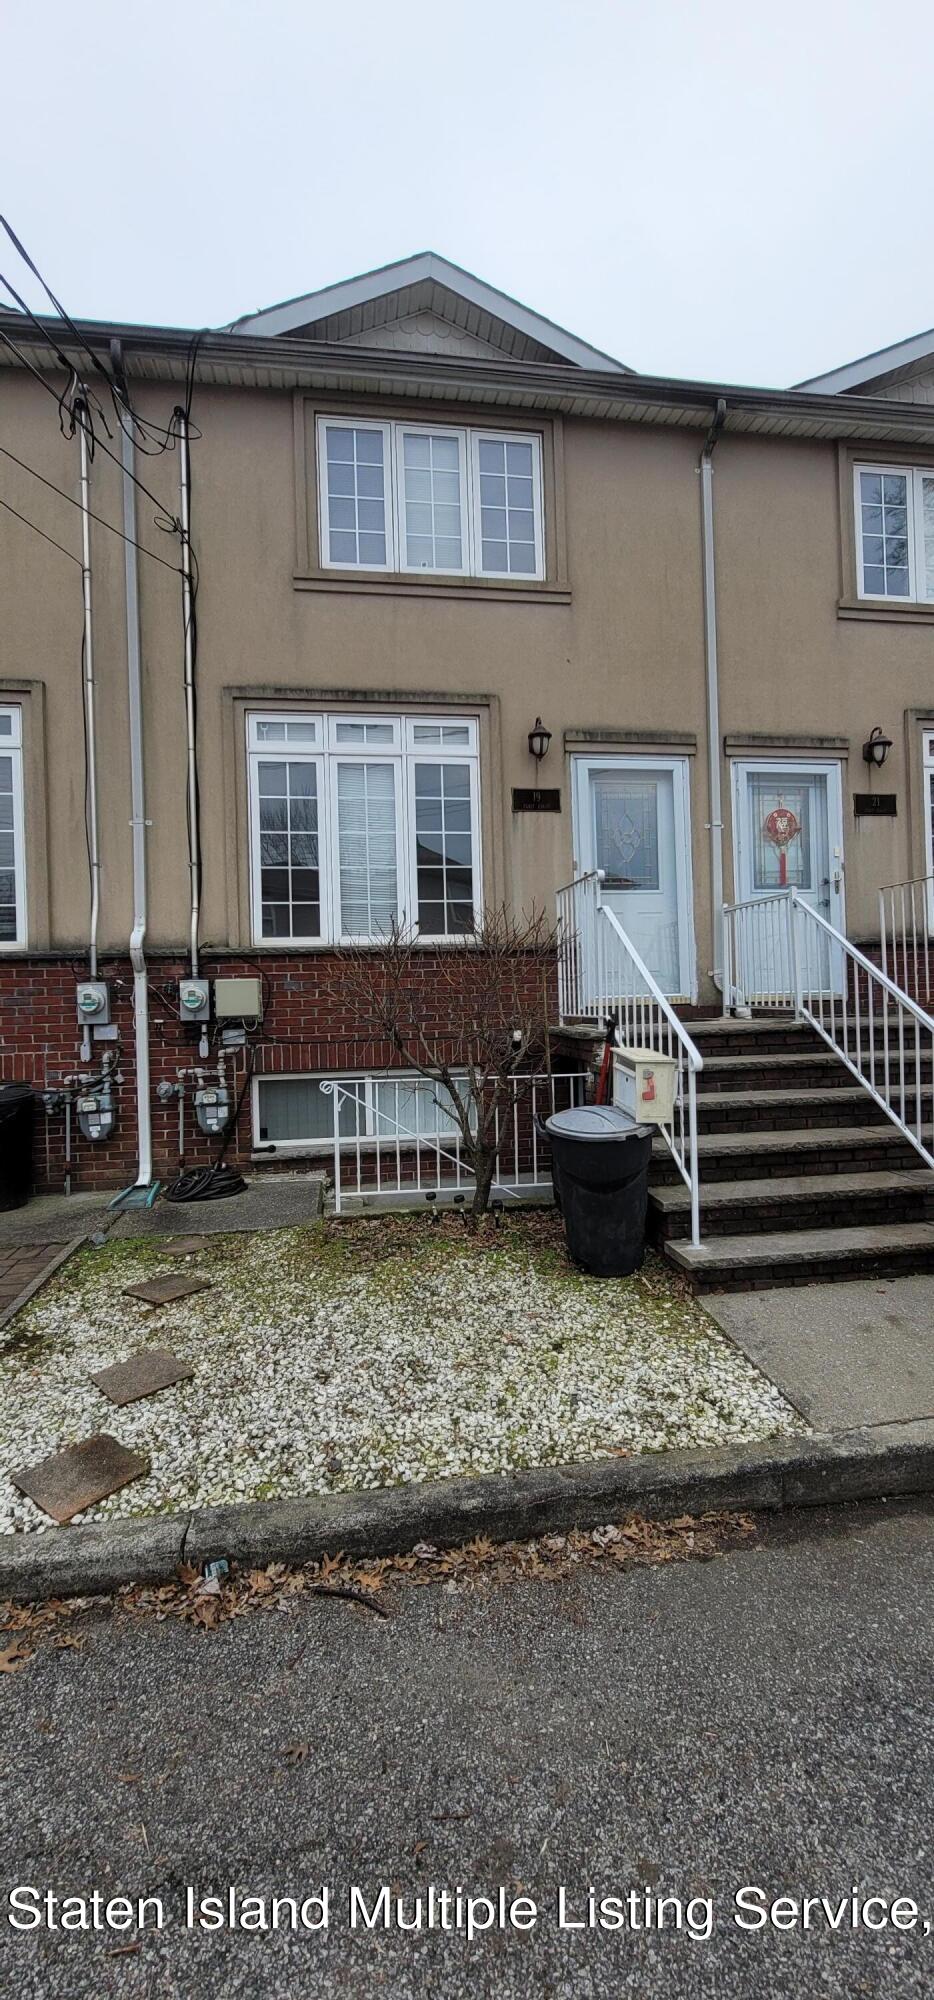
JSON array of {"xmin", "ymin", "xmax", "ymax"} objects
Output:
[
  {"xmin": 855, "ymin": 464, "xmax": 934, "ymax": 602},
  {"xmin": 0, "ymin": 706, "xmax": 25, "ymax": 948},
  {"xmin": 317, "ymin": 418, "xmax": 544, "ymax": 580},
  {"xmin": 247, "ymin": 711, "xmax": 481, "ymax": 945}
]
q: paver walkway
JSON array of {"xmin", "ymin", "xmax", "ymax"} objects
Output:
[{"xmin": 0, "ymin": 1242, "xmax": 81, "ymax": 1331}]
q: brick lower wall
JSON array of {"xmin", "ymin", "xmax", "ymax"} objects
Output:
[{"xmin": 0, "ymin": 951, "xmax": 559, "ymax": 1194}]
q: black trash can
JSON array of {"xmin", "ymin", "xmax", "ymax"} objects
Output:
[
  {"xmin": 0, "ymin": 1082, "xmax": 35, "ymax": 1211},
  {"xmin": 545, "ymin": 1103, "xmax": 653, "ymax": 1277}
]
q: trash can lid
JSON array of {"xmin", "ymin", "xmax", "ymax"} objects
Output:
[
  {"xmin": 545, "ymin": 1104, "xmax": 652, "ymax": 1140},
  {"xmin": 0, "ymin": 1081, "xmax": 34, "ymax": 1105}
]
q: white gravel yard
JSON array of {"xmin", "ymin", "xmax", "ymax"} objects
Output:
[{"xmin": 0, "ymin": 1213, "xmax": 808, "ymax": 1532}]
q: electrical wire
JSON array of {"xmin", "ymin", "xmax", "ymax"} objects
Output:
[
  {"xmin": 0, "ymin": 490, "xmax": 81, "ymax": 565},
  {"xmin": 0, "ymin": 442, "xmax": 183, "ymax": 574}
]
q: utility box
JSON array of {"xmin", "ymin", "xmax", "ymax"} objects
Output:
[
  {"xmin": 75, "ymin": 981, "xmax": 111, "ymax": 1027},
  {"xmin": 612, "ymin": 1046, "xmax": 678, "ymax": 1127},
  {"xmin": 178, "ymin": 977, "xmax": 211, "ymax": 1022},
  {"xmin": 213, "ymin": 976, "xmax": 262, "ymax": 1019}
]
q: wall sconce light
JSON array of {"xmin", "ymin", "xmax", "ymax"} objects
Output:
[
  {"xmin": 862, "ymin": 726, "xmax": 893, "ymax": 769},
  {"xmin": 527, "ymin": 716, "xmax": 552, "ymax": 764}
]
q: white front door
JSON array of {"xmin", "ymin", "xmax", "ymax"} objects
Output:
[
  {"xmin": 731, "ymin": 760, "xmax": 845, "ymax": 998},
  {"xmin": 572, "ymin": 756, "xmax": 694, "ymax": 998}
]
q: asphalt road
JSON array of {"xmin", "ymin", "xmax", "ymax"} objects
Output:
[{"xmin": 2, "ymin": 1501, "xmax": 934, "ymax": 1999}]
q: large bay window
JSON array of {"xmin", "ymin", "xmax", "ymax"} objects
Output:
[
  {"xmin": 0, "ymin": 706, "xmax": 25, "ymax": 947},
  {"xmin": 247, "ymin": 711, "xmax": 480, "ymax": 944},
  {"xmin": 855, "ymin": 464, "xmax": 934, "ymax": 602},
  {"xmin": 317, "ymin": 418, "xmax": 544, "ymax": 579}
]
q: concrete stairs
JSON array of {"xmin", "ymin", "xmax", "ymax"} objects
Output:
[{"xmin": 651, "ymin": 1016, "xmax": 934, "ymax": 1291}]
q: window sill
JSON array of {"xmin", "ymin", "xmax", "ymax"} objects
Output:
[
  {"xmin": 838, "ymin": 599, "xmax": 934, "ymax": 626},
  {"xmin": 294, "ymin": 571, "xmax": 570, "ymax": 605}
]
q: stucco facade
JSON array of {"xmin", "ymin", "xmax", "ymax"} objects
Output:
[{"xmin": 1, "ymin": 270, "xmax": 934, "ymax": 1189}]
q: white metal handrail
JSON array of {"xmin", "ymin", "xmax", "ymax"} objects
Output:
[
  {"xmin": 726, "ymin": 887, "xmax": 934, "ymax": 1170},
  {"xmin": 321, "ymin": 1070, "xmax": 586, "ymax": 1213},
  {"xmin": 557, "ymin": 870, "xmax": 704, "ymax": 1245},
  {"xmin": 795, "ymin": 892, "xmax": 934, "ymax": 1169},
  {"xmin": 723, "ymin": 890, "xmax": 798, "ymax": 1010},
  {"xmin": 880, "ymin": 874, "xmax": 934, "ymax": 1009}
]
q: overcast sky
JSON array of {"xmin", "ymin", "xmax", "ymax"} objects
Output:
[{"xmin": 2, "ymin": 0, "xmax": 932, "ymax": 388}]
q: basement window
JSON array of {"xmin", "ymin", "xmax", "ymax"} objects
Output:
[
  {"xmin": 253, "ymin": 1072, "xmax": 467, "ymax": 1152},
  {"xmin": 317, "ymin": 417, "xmax": 544, "ymax": 578},
  {"xmin": 0, "ymin": 707, "xmax": 25, "ymax": 948},
  {"xmin": 855, "ymin": 464, "xmax": 934, "ymax": 602}
]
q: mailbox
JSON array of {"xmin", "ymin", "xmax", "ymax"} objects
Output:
[{"xmin": 612, "ymin": 1046, "xmax": 678, "ymax": 1127}]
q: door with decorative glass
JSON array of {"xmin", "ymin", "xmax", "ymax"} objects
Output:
[
  {"xmin": 572, "ymin": 757, "xmax": 694, "ymax": 998},
  {"xmin": 731, "ymin": 760, "xmax": 845, "ymax": 998}
]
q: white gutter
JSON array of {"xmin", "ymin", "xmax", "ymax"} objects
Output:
[
  {"xmin": 699, "ymin": 398, "xmax": 727, "ymax": 992},
  {"xmin": 115, "ymin": 355, "xmax": 153, "ymax": 1187},
  {"xmin": 178, "ymin": 410, "xmax": 200, "ymax": 979}
]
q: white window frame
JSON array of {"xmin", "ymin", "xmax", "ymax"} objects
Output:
[
  {"xmin": 470, "ymin": 429, "xmax": 545, "ymax": 581},
  {"xmin": 251, "ymin": 1068, "xmax": 467, "ymax": 1155},
  {"xmin": 854, "ymin": 462, "xmax": 934, "ymax": 604},
  {"xmin": 317, "ymin": 418, "xmax": 393, "ymax": 573},
  {"xmin": 923, "ymin": 732, "xmax": 934, "ymax": 926},
  {"xmin": 0, "ymin": 705, "xmax": 26, "ymax": 950},
  {"xmin": 247, "ymin": 710, "xmax": 482, "ymax": 946},
  {"xmin": 395, "ymin": 422, "xmax": 470, "ymax": 576},
  {"xmin": 316, "ymin": 417, "xmax": 545, "ymax": 580}
]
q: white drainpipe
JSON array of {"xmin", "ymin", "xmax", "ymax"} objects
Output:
[
  {"xmin": 114, "ymin": 349, "xmax": 153, "ymax": 1187},
  {"xmin": 178, "ymin": 410, "xmax": 200, "ymax": 979},
  {"xmin": 699, "ymin": 398, "xmax": 727, "ymax": 991},
  {"xmin": 76, "ymin": 402, "xmax": 101, "ymax": 985}
]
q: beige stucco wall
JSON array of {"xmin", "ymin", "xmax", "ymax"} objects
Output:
[{"xmin": 1, "ymin": 367, "xmax": 932, "ymax": 1001}]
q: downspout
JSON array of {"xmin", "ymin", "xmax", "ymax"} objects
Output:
[
  {"xmin": 699, "ymin": 397, "xmax": 727, "ymax": 992},
  {"xmin": 112, "ymin": 339, "xmax": 153, "ymax": 1187},
  {"xmin": 177, "ymin": 410, "xmax": 200, "ymax": 979},
  {"xmin": 76, "ymin": 401, "xmax": 101, "ymax": 1025}
]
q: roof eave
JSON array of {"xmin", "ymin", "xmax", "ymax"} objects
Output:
[{"xmin": 5, "ymin": 314, "xmax": 934, "ymax": 445}]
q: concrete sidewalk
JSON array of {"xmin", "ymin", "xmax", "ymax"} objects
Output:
[{"xmin": 705, "ymin": 1273, "xmax": 934, "ymax": 1431}]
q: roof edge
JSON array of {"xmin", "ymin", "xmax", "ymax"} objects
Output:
[{"xmin": 225, "ymin": 251, "xmax": 629, "ymax": 373}]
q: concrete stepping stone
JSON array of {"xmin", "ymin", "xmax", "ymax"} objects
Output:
[
  {"xmin": 162, "ymin": 1238, "xmax": 207, "ymax": 1258},
  {"xmin": 123, "ymin": 1274, "xmax": 212, "ymax": 1306},
  {"xmin": 10, "ymin": 1435, "xmax": 149, "ymax": 1524},
  {"xmin": 90, "ymin": 1347, "xmax": 194, "ymax": 1407}
]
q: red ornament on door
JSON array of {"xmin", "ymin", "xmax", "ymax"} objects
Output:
[{"xmin": 763, "ymin": 802, "xmax": 801, "ymax": 888}]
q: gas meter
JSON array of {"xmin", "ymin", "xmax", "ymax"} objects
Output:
[
  {"xmin": 76, "ymin": 1079, "xmax": 116, "ymax": 1143},
  {"xmin": 194, "ymin": 1085, "xmax": 232, "ymax": 1137}
]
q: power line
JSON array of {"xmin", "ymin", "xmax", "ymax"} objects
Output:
[
  {"xmin": 0, "ymin": 490, "xmax": 81, "ymax": 565},
  {"xmin": 0, "ymin": 442, "xmax": 183, "ymax": 574}
]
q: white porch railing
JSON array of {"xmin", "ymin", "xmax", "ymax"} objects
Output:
[
  {"xmin": 557, "ymin": 870, "xmax": 703, "ymax": 1245},
  {"xmin": 880, "ymin": 874, "xmax": 934, "ymax": 1008},
  {"xmin": 321, "ymin": 1070, "xmax": 587, "ymax": 1213},
  {"xmin": 725, "ymin": 887, "xmax": 934, "ymax": 1171}
]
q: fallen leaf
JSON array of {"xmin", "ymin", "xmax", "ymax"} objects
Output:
[
  {"xmin": 283, "ymin": 1742, "xmax": 310, "ymax": 1766},
  {"xmin": 0, "ymin": 1641, "xmax": 32, "ymax": 1674}
]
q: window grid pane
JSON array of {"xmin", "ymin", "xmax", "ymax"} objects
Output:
[
  {"xmin": 478, "ymin": 436, "xmax": 538, "ymax": 575},
  {"xmin": 414, "ymin": 762, "xmax": 475, "ymax": 934},
  {"xmin": 325, "ymin": 425, "xmax": 387, "ymax": 568},
  {"xmin": 0, "ymin": 737, "xmax": 21, "ymax": 943},
  {"xmin": 401, "ymin": 432, "xmax": 464, "ymax": 571},
  {"xmin": 257, "ymin": 760, "xmax": 320, "ymax": 940},
  {"xmin": 337, "ymin": 762, "xmax": 399, "ymax": 937},
  {"xmin": 859, "ymin": 469, "xmax": 910, "ymax": 597},
  {"xmin": 922, "ymin": 476, "xmax": 934, "ymax": 603}
]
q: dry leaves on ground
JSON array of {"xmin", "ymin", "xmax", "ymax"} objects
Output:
[{"xmin": 0, "ymin": 1511, "xmax": 757, "ymax": 1666}]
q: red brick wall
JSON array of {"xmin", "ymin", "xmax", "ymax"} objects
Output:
[{"xmin": 0, "ymin": 951, "xmax": 558, "ymax": 1194}]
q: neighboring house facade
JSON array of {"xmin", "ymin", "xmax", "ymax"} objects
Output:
[{"xmin": 2, "ymin": 254, "xmax": 934, "ymax": 1272}]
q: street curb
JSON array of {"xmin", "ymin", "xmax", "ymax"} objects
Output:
[
  {"xmin": 0, "ymin": 1234, "xmax": 89, "ymax": 1334},
  {"xmin": 3, "ymin": 1419, "xmax": 934, "ymax": 1601}
]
